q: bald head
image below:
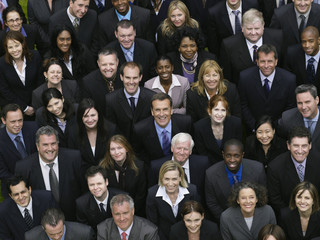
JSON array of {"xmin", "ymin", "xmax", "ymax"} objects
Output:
[{"xmin": 301, "ymin": 26, "xmax": 320, "ymax": 56}]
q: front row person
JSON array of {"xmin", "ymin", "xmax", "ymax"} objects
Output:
[
  {"xmin": 258, "ymin": 224, "xmax": 286, "ymax": 240},
  {"xmin": 25, "ymin": 208, "xmax": 95, "ymax": 240}
]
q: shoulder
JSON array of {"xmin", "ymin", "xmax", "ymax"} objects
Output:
[
  {"xmin": 140, "ymin": 87, "xmax": 157, "ymax": 98},
  {"xmin": 58, "ymin": 148, "xmax": 81, "ymax": 160},
  {"xmin": 273, "ymin": 3, "xmax": 292, "ymax": 15},
  {"xmin": 148, "ymin": 185, "xmax": 159, "ymax": 195},
  {"xmin": 135, "ymin": 116, "xmax": 154, "ymax": 129},
  {"xmin": 65, "ymin": 221, "xmax": 93, "ymax": 234},
  {"xmin": 25, "ymin": 225, "xmax": 45, "ymax": 239},
  {"xmin": 76, "ymin": 191, "xmax": 91, "ymax": 205},
  {"xmin": 62, "ymin": 80, "xmax": 78, "ymax": 88},
  {"xmin": 221, "ymin": 207, "xmax": 239, "ymax": 219},
  {"xmin": 50, "ymin": 8, "xmax": 67, "ymax": 19},
  {"xmin": 282, "ymin": 107, "xmax": 300, "ymax": 119},
  {"xmin": 275, "ymin": 67, "xmax": 296, "ymax": 80},
  {"xmin": 268, "ymin": 151, "xmax": 291, "ymax": 168},
  {"xmin": 225, "ymin": 116, "xmax": 241, "ymax": 125},
  {"xmin": 194, "ymin": 117, "xmax": 211, "ymax": 128},
  {"xmin": 134, "ymin": 216, "xmax": 158, "ymax": 229},
  {"xmin": 83, "ymin": 8, "xmax": 97, "ymax": 19},
  {"xmin": 83, "ymin": 69, "xmax": 100, "ymax": 82},
  {"xmin": 171, "ymin": 113, "xmax": 192, "ymax": 123},
  {"xmin": 206, "ymin": 161, "xmax": 225, "ymax": 175},
  {"xmin": 135, "ymin": 38, "xmax": 155, "ymax": 48},
  {"xmin": 263, "ymin": 28, "xmax": 283, "ymax": 38},
  {"xmin": 131, "ymin": 5, "xmax": 150, "ymax": 15},
  {"xmin": 32, "ymin": 190, "xmax": 54, "ymax": 200}
]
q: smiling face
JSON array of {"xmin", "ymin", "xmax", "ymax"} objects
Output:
[
  {"xmin": 208, "ymin": 101, "xmax": 227, "ymax": 124},
  {"xmin": 44, "ymin": 64, "xmax": 63, "ymax": 86},
  {"xmin": 293, "ymin": 0, "xmax": 313, "ymax": 14},
  {"xmin": 115, "ymin": 26, "xmax": 136, "ymax": 49},
  {"xmin": 9, "ymin": 181, "xmax": 31, "ymax": 208},
  {"xmin": 1, "ymin": 109, "xmax": 23, "ymax": 135},
  {"xmin": 170, "ymin": 8, "xmax": 186, "ymax": 28},
  {"xmin": 110, "ymin": 141, "xmax": 127, "ymax": 166},
  {"xmin": 203, "ymin": 68, "xmax": 220, "ymax": 93},
  {"xmin": 151, "ymin": 99, "xmax": 173, "ymax": 128},
  {"xmin": 301, "ymin": 30, "xmax": 320, "ymax": 56},
  {"xmin": 257, "ymin": 51, "xmax": 278, "ymax": 77},
  {"xmin": 156, "ymin": 59, "xmax": 174, "ymax": 82},
  {"xmin": 183, "ymin": 211, "xmax": 204, "ymax": 234},
  {"xmin": 5, "ymin": 11, "xmax": 22, "ymax": 31},
  {"xmin": 237, "ymin": 188, "xmax": 258, "ymax": 217},
  {"xmin": 7, "ymin": 39, "xmax": 23, "ymax": 61},
  {"xmin": 121, "ymin": 66, "xmax": 142, "ymax": 96},
  {"xmin": 179, "ymin": 37, "xmax": 198, "ymax": 60},
  {"xmin": 37, "ymin": 134, "xmax": 59, "ymax": 163},
  {"xmin": 82, "ymin": 108, "xmax": 98, "ymax": 130},
  {"xmin": 112, "ymin": 0, "xmax": 130, "ymax": 15},
  {"xmin": 256, "ymin": 122, "xmax": 275, "ymax": 146},
  {"xmin": 112, "ymin": 202, "xmax": 134, "ymax": 231},
  {"xmin": 47, "ymin": 97, "xmax": 64, "ymax": 118},
  {"xmin": 242, "ymin": 21, "xmax": 264, "ymax": 44},
  {"xmin": 296, "ymin": 91, "xmax": 319, "ymax": 119},
  {"xmin": 69, "ymin": 0, "xmax": 89, "ymax": 18},
  {"xmin": 97, "ymin": 54, "xmax": 119, "ymax": 79},
  {"xmin": 56, "ymin": 30, "xmax": 72, "ymax": 53},
  {"xmin": 295, "ymin": 189, "xmax": 314, "ymax": 214},
  {"xmin": 87, "ymin": 173, "xmax": 108, "ymax": 201},
  {"xmin": 223, "ymin": 144, "xmax": 244, "ymax": 173},
  {"xmin": 287, "ymin": 137, "xmax": 312, "ymax": 163},
  {"xmin": 162, "ymin": 169, "xmax": 181, "ymax": 194}
]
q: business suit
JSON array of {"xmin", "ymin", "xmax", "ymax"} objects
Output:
[
  {"xmin": 260, "ymin": 0, "xmax": 292, "ymax": 27},
  {"xmin": 146, "ymin": 184, "xmax": 200, "ymax": 240},
  {"xmin": 97, "ymin": 215, "xmax": 160, "ymax": 240},
  {"xmin": 0, "ymin": 50, "xmax": 44, "ymax": 109},
  {"xmin": 0, "ymin": 190, "xmax": 56, "ymax": 240},
  {"xmin": 238, "ymin": 66, "xmax": 296, "ymax": 131},
  {"xmin": 220, "ymin": 28, "xmax": 283, "ymax": 84},
  {"xmin": 220, "ymin": 205, "xmax": 276, "ymax": 240},
  {"xmin": 144, "ymin": 74, "xmax": 190, "ymax": 114},
  {"xmin": 15, "ymin": 148, "xmax": 86, "ymax": 221},
  {"xmin": 89, "ymin": 0, "xmax": 113, "ymax": 14},
  {"xmin": 105, "ymin": 87, "xmax": 155, "ymax": 143},
  {"xmin": 186, "ymin": 80, "xmax": 241, "ymax": 123},
  {"xmin": 25, "ymin": 221, "xmax": 95, "ymax": 240},
  {"xmin": 205, "ymin": 158, "xmax": 266, "ymax": 222},
  {"xmin": 133, "ymin": 114, "xmax": 192, "ymax": 164}
]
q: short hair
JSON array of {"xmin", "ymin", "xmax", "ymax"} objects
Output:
[
  {"xmin": 43, "ymin": 58, "xmax": 62, "ymax": 73},
  {"xmin": 258, "ymin": 224, "xmax": 286, "ymax": 240},
  {"xmin": 35, "ymin": 126, "xmax": 59, "ymax": 144},
  {"xmin": 151, "ymin": 92, "xmax": 173, "ymax": 108},
  {"xmin": 119, "ymin": 61, "xmax": 143, "ymax": 76},
  {"xmin": 180, "ymin": 200, "xmax": 205, "ymax": 218},
  {"xmin": 228, "ymin": 181, "xmax": 268, "ymax": 207},
  {"xmin": 2, "ymin": 5, "xmax": 23, "ymax": 24},
  {"xmin": 295, "ymin": 84, "xmax": 318, "ymax": 98},
  {"xmin": 287, "ymin": 126, "xmax": 311, "ymax": 144},
  {"xmin": 289, "ymin": 181, "xmax": 320, "ymax": 214},
  {"xmin": 41, "ymin": 208, "xmax": 65, "ymax": 228},
  {"xmin": 116, "ymin": 19, "xmax": 135, "ymax": 31},
  {"xmin": 110, "ymin": 194, "xmax": 134, "ymax": 212},
  {"xmin": 207, "ymin": 95, "xmax": 230, "ymax": 116},
  {"xmin": 174, "ymin": 26, "xmax": 205, "ymax": 50},
  {"xmin": 98, "ymin": 46, "xmax": 118, "ymax": 60},
  {"xmin": 171, "ymin": 133, "xmax": 195, "ymax": 151},
  {"xmin": 156, "ymin": 55, "xmax": 173, "ymax": 66},
  {"xmin": 302, "ymin": 26, "xmax": 319, "ymax": 39},
  {"xmin": 1, "ymin": 103, "xmax": 22, "ymax": 120},
  {"xmin": 85, "ymin": 165, "xmax": 108, "ymax": 180},
  {"xmin": 223, "ymin": 139, "xmax": 244, "ymax": 154},
  {"xmin": 7, "ymin": 175, "xmax": 29, "ymax": 195},
  {"xmin": 158, "ymin": 160, "xmax": 188, "ymax": 188},
  {"xmin": 255, "ymin": 115, "xmax": 275, "ymax": 132},
  {"xmin": 257, "ymin": 44, "xmax": 278, "ymax": 60},
  {"xmin": 242, "ymin": 8, "xmax": 265, "ymax": 27}
]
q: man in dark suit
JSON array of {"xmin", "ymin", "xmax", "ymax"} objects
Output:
[
  {"xmin": 81, "ymin": 47, "xmax": 122, "ymax": 116},
  {"xmin": 97, "ymin": 194, "xmax": 160, "ymax": 240},
  {"xmin": 98, "ymin": 0, "xmax": 154, "ymax": 47},
  {"xmin": 205, "ymin": 139, "xmax": 266, "ymax": 222},
  {"xmin": 220, "ymin": 8, "xmax": 283, "ymax": 84},
  {"xmin": 106, "ymin": 20, "xmax": 157, "ymax": 84},
  {"xmin": 270, "ymin": 1, "xmax": 320, "ymax": 48},
  {"xmin": 0, "ymin": 104, "xmax": 38, "ymax": 198},
  {"xmin": 133, "ymin": 93, "xmax": 192, "ymax": 164},
  {"xmin": 0, "ymin": 176, "xmax": 56, "ymax": 240},
  {"xmin": 260, "ymin": 0, "xmax": 292, "ymax": 27},
  {"xmin": 15, "ymin": 126, "xmax": 85, "ymax": 221},
  {"xmin": 25, "ymin": 208, "xmax": 95, "ymax": 240},
  {"xmin": 76, "ymin": 166, "xmax": 124, "ymax": 232},
  {"xmin": 238, "ymin": 44, "xmax": 296, "ymax": 132},
  {"xmin": 105, "ymin": 61, "xmax": 155, "ymax": 143}
]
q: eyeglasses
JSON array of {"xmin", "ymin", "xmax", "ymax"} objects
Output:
[{"xmin": 7, "ymin": 18, "xmax": 22, "ymax": 24}]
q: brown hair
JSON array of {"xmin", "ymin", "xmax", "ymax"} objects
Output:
[
  {"xmin": 207, "ymin": 95, "xmax": 230, "ymax": 116},
  {"xmin": 4, "ymin": 31, "xmax": 31, "ymax": 65}
]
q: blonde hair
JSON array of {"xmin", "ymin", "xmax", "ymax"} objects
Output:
[
  {"xmin": 158, "ymin": 161, "xmax": 188, "ymax": 188},
  {"xmin": 242, "ymin": 9, "xmax": 264, "ymax": 27}
]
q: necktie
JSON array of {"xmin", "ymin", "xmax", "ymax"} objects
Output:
[
  {"xmin": 233, "ymin": 175, "xmax": 238, "ymax": 184},
  {"xmin": 96, "ymin": 0, "xmax": 104, "ymax": 12},
  {"xmin": 129, "ymin": 97, "xmax": 135, "ymax": 112},
  {"xmin": 299, "ymin": 15, "xmax": 306, "ymax": 34},
  {"xmin": 263, "ymin": 78, "xmax": 270, "ymax": 97},
  {"xmin": 106, "ymin": 79, "xmax": 114, "ymax": 92},
  {"xmin": 161, "ymin": 130, "xmax": 170, "ymax": 155},
  {"xmin": 14, "ymin": 136, "xmax": 28, "ymax": 159},
  {"xmin": 99, "ymin": 203, "xmax": 106, "ymax": 214},
  {"xmin": 24, "ymin": 208, "xmax": 34, "ymax": 230},
  {"xmin": 73, "ymin": 18, "xmax": 80, "ymax": 33},
  {"xmin": 125, "ymin": 50, "xmax": 133, "ymax": 62},
  {"xmin": 297, "ymin": 164, "xmax": 304, "ymax": 182},
  {"xmin": 307, "ymin": 57, "xmax": 316, "ymax": 83},
  {"xmin": 122, "ymin": 232, "xmax": 127, "ymax": 240},
  {"xmin": 232, "ymin": 10, "xmax": 241, "ymax": 34},
  {"xmin": 183, "ymin": 167, "xmax": 188, "ymax": 183},
  {"xmin": 279, "ymin": 0, "xmax": 285, "ymax": 7},
  {"xmin": 47, "ymin": 163, "xmax": 60, "ymax": 202},
  {"xmin": 307, "ymin": 120, "xmax": 315, "ymax": 135},
  {"xmin": 253, "ymin": 45, "xmax": 258, "ymax": 63}
]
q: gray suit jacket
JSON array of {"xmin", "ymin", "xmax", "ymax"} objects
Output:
[
  {"xmin": 25, "ymin": 221, "xmax": 95, "ymax": 240},
  {"xmin": 97, "ymin": 216, "xmax": 160, "ymax": 240},
  {"xmin": 144, "ymin": 74, "xmax": 190, "ymax": 114}
]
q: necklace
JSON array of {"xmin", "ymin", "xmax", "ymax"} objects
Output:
[{"xmin": 182, "ymin": 62, "xmax": 195, "ymax": 75}]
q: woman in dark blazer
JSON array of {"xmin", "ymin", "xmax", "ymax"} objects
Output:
[
  {"xmin": 99, "ymin": 135, "xmax": 146, "ymax": 217},
  {"xmin": 194, "ymin": 95, "xmax": 242, "ymax": 165},
  {"xmin": 146, "ymin": 161, "xmax": 200, "ymax": 240},
  {"xmin": 186, "ymin": 59, "xmax": 241, "ymax": 122},
  {"xmin": 151, "ymin": 0, "xmax": 172, "ymax": 34}
]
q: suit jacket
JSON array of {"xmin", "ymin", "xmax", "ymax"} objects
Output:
[
  {"xmin": 0, "ymin": 50, "xmax": 44, "ymax": 109},
  {"xmin": 270, "ymin": 3, "xmax": 320, "ymax": 47},
  {"xmin": 15, "ymin": 148, "xmax": 86, "ymax": 221},
  {"xmin": 205, "ymin": 158, "xmax": 266, "ymax": 222},
  {"xmin": 0, "ymin": 122, "xmax": 38, "ymax": 198},
  {"xmin": 260, "ymin": 0, "xmax": 293, "ymax": 26},
  {"xmin": 106, "ymin": 38, "xmax": 158, "ymax": 84},
  {"xmin": 186, "ymin": 80, "xmax": 241, "ymax": 123},
  {"xmin": 89, "ymin": 0, "xmax": 113, "ymax": 14},
  {"xmin": 0, "ymin": 190, "xmax": 56, "ymax": 240},
  {"xmin": 98, "ymin": 5, "xmax": 154, "ymax": 47},
  {"xmin": 220, "ymin": 205, "xmax": 276, "ymax": 240},
  {"xmin": 220, "ymin": 28, "xmax": 283, "ymax": 84},
  {"xmin": 133, "ymin": 114, "xmax": 192, "ymax": 164},
  {"xmin": 146, "ymin": 184, "xmax": 200, "ymax": 240},
  {"xmin": 105, "ymin": 87, "xmax": 155, "ymax": 143},
  {"xmin": 144, "ymin": 74, "xmax": 190, "ymax": 114},
  {"xmin": 194, "ymin": 116, "xmax": 242, "ymax": 164},
  {"xmin": 97, "ymin": 216, "xmax": 160, "ymax": 240},
  {"xmin": 238, "ymin": 66, "xmax": 296, "ymax": 131},
  {"xmin": 25, "ymin": 221, "xmax": 95, "ymax": 240}
]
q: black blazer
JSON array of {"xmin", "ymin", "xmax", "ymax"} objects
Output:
[
  {"xmin": 194, "ymin": 116, "xmax": 242, "ymax": 164},
  {"xmin": 186, "ymin": 80, "xmax": 241, "ymax": 123},
  {"xmin": 260, "ymin": 0, "xmax": 292, "ymax": 26},
  {"xmin": 89, "ymin": 0, "xmax": 113, "ymax": 14}
]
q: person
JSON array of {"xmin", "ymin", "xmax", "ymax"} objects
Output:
[
  {"xmin": 238, "ymin": 44, "xmax": 296, "ymax": 132},
  {"xmin": 25, "ymin": 208, "xmax": 95, "ymax": 240},
  {"xmin": 169, "ymin": 200, "xmax": 220, "ymax": 240},
  {"xmin": 0, "ymin": 104, "xmax": 38, "ymax": 198},
  {"xmin": 205, "ymin": 139, "xmax": 266, "ymax": 222},
  {"xmin": 146, "ymin": 161, "xmax": 200, "ymax": 240},
  {"xmin": 281, "ymin": 181, "xmax": 320, "ymax": 240},
  {"xmin": 36, "ymin": 88, "xmax": 77, "ymax": 148},
  {"xmin": 194, "ymin": 95, "xmax": 242, "ymax": 164},
  {"xmin": 245, "ymin": 115, "xmax": 287, "ymax": 170},
  {"xmin": 258, "ymin": 224, "xmax": 286, "ymax": 240},
  {"xmin": 76, "ymin": 166, "xmax": 124, "ymax": 232},
  {"xmin": 0, "ymin": 30, "xmax": 43, "ymax": 116},
  {"xmin": 186, "ymin": 59, "xmax": 241, "ymax": 123},
  {"xmin": 97, "ymin": 194, "xmax": 160, "ymax": 240},
  {"xmin": 156, "ymin": 0, "xmax": 199, "ymax": 54},
  {"xmin": 261, "ymin": 0, "xmax": 292, "ymax": 27},
  {"xmin": 220, "ymin": 181, "xmax": 276, "ymax": 240},
  {"xmin": 150, "ymin": 0, "xmax": 173, "ymax": 34},
  {"xmin": 99, "ymin": 134, "xmax": 147, "ymax": 216},
  {"xmin": 32, "ymin": 58, "xmax": 79, "ymax": 110},
  {"xmin": 0, "ymin": 176, "xmax": 56, "ymax": 240},
  {"xmin": 167, "ymin": 27, "xmax": 216, "ymax": 84},
  {"xmin": 0, "ymin": 0, "xmax": 26, "ymax": 30},
  {"xmin": 133, "ymin": 93, "xmax": 192, "ymax": 164},
  {"xmin": 145, "ymin": 55, "xmax": 190, "ymax": 114},
  {"xmin": 15, "ymin": 126, "xmax": 85, "ymax": 221}
]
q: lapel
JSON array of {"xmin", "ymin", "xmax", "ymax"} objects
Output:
[
  {"xmin": 2, "ymin": 129, "xmax": 21, "ymax": 159},
  {"xmin": 310, "ymin": 107, "xmax": 320, "ymax": 141},
  {"xmin": 133, "ymin": 40, "xmax": 142, "ymax": 63},
  {"xmin": 32, "ymin": 157, "xmax": 46, "ymax": 189},
  {"xmin": 8, "ymin": 64, "xmax": 25, "ymax": 87},
  {"xmin": 268, "ymin": 68, "xmax": 281, "ymax": 100},
  {"xmin": 285, "ymin": 154, "xmax": 300, "ymax": 184},
  {"xmin": 115, "ymin": 42, "xmax": 127, "ymax": 64},
  {"xmin": 288, "ymin": 5, "xmax": 300, "ymax": 42},
  {"xmin": 234, "ymin": 208, "xmax": 251, "ymax": 234},
  {"xmin": 134, "ymin": 89, "xmax": 147, "ymax": 121},
  {"xmin": 57, "ymin": 153, "xmax": 66, "ymax": 198},
  {"xmin": 252, "ymin": 67, "xmax": 267, "ymax": 101},
  {"xmin": 87, "ymin": 194, "xmax": 106, "ymax": 220},
  {"xmin": 22, "ymin": 127, "xmax": 34, "ymax": 155},
  {"xmin": 221, "ymin": 5, "xmax": 233, "ymax": 35},
  {"xmin": 238, "ymin": 35, "xmax": 253, "ymax": 65},
  {"xmin": 10, "ymin": 200, "xmax": 27, "ymax": 229},
  {"xmin": 217, "ymin": 164, "xmax": 232, "ymax": 199},
  {"xmin": 119, "ymin": 89, "xmax": 134, "ymax": 119},
  {"xmin": 32, "ymin": 193, "xmax": 43, "ymax": 224}
]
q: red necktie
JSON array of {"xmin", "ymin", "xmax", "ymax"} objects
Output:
[{"xmin": 122, "ymin": 232, "xmax": 127, "ymax": 240}]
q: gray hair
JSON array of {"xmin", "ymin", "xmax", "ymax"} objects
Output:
[
  {"xmin": 41, "ymin": 208, "xmax": 65, "ymax": 228},
  {"xmin": 295, "ymin": 84, "xmax": 318, "ymax": 98},
  {"xmin": 110, "ymin": 194, "xmax": 134, "ymax": 212},
  {"xmin": 171, "ymin": 133, "xmax": 194, "ymax": 150},
  {"xmin": 35, "ymin": 126, "xmax": 59, "ymax": 144},
  {"xmin": 242, "ymin": 8, "xmax": 264, "ymax": 26}
]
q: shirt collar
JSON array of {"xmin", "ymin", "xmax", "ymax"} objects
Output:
[
  {"xmin": 156, "ymin": 185, "xmax": 189, "ymax": 197},
  {"xmin": 226, "ymin": 1, "xmax": 242, "ymax": 15},
  {"xmin": 151, "ymin": 74, "xmax": 181, "ymax": 91},
  {"xmin": 94, "ymin": 190, "xmax": 109, "ymax": 205},
  {"xmin": 67, "ymin": 7, "xmax": 78, "ymax": 24},
  {"xmin": 123, "ymin": 85, "xmax": 140, "ymax": 98},
  {"xmin": 304, "ymin": 106, "xmax": 319, "ymax": 121},
  {"xmin": 305, "ymin": 48, "xmax": 320, "ymax": 63},
  {"xmin": 246, "ymin": 37, "xmax": 263, "ymax": 50},
  {"xmin": 115, "ymin": 6, "xmax": 131, "ymax": 21},
  {"xmin": 259, "ymin": 68, "xmax": 276, "ymax": 83},
  {"xmin": 225, "ymin": 162, "xmax": 243, "ymax": 177},
  {"xmin": 117, "ymin": 221, "xmax": 133, "ymax": 238},
  {"xmin": 294, "ymin": 6, "xmax": 311, "ymax": 20},
  {"xmin": 6, "ymin": 128, "xmax": 23, "ymax": 142},
  {"xmin": 154, "ymin": 119, "xmax": 172, "ymax": 136},
  {"xmin": 291, "ymin": 156, "xmax": 307, "ymax": 169},
  {"xmin": 39, "ymin": 156, "xmax": 58, "ymax": 168},
  {"xmin": 120, "ymin": 41, "xmax": 135, "ymax": 53},
  {"xmin": 17, "ymin": 196, "xmax": 32, "ymax": 216}
]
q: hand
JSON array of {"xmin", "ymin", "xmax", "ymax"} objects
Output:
[{"xmin": 24, "ymin": 107, "xmax": 35, "ymax": 116}]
